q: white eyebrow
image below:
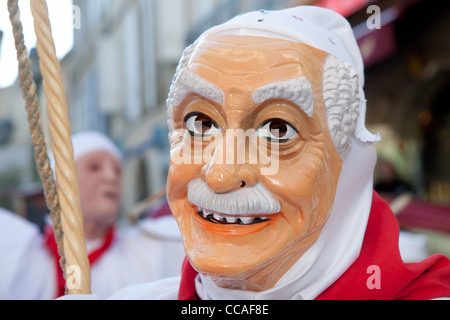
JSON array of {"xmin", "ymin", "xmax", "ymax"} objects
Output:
[
  {"xmin": 252, "ymin": 77, "xmax": 314, "ymax": 117},
  {"xmin": 170, "ymin": 70, "xmax": 224, "ymax": 107}
]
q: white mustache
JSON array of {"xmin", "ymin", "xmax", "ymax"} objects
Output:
[{"xmin": 187, "ymin": 178, "xmax": 281, "ymax": 216}]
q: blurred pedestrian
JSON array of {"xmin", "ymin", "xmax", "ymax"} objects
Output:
[{"xmin": 0, "ymin": 131, "xmax": 185, "ymax": 299}]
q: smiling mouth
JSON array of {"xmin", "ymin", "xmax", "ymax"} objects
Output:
[{"xmin": 196, "ymin": 207, "xmax": 271, "ymax": 225}]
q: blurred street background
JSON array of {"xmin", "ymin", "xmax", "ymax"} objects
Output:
[{"xmin": 0, "ymin": 0, "xmax": 449, "ymax": 255}]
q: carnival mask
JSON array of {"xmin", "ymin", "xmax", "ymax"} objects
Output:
[{"xmin": 166, "ymin": 33, "xmax": 360, "ymax": 291}]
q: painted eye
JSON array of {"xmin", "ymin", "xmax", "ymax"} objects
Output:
[
  {"xmin": 256, "ymin": 118, "xmax": 298, "ymax": 142},
  {"xmin": 184, "ymin": 112, "xmax": 222, "ymax": 137}
]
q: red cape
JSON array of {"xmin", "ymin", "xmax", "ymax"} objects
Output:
[{"xmin": 178, "ymin": 191, "xmax": 450, "ymax": 300}]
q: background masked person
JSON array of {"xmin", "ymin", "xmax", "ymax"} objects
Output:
[{"xmin": 0, "ymin": 131, "xmax": 185, "ymax": 299}]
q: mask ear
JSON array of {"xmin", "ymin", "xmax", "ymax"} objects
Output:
[{"xmin": 322, "ymin": 54, "xmax": 360, "ymax": 160}]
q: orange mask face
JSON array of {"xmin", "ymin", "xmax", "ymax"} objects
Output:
[{"xmin": 167, "ymin": 34, "xmax": 343, "ymax": 291}]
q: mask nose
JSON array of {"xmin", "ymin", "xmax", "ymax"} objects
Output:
[
  {"xmin": 202, "ymin": 163, "xmax": 258, "ymax": 194},
  {"xmin": 202, "ymin": 130, "xmax": 259, "ymax": 193}
]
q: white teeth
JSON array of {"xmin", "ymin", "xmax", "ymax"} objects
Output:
[
  {"xmin": 198, "ymin": 208, "xmax": 269, "ymax": 225},
  {"xmin": 239, "ymin": 217, "xmax": 253, "ymax": 224},
  {"xmin": 202, "ymin": 209, "xmax": 213, "ymax": 218},
  {"xmin": 226, "ymin": 216, "xmax": 237, "ymax": 223}
]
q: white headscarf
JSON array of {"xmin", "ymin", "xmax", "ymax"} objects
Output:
[
  {"xmin": 70, "ymin": 131, "xmax": 122, "ymax": 163},
  {"xmin": 192, "ymin": 6, "xmax": 380, "ymax": 300},
  {"xmin": 49, "ymin": 131, "xmax": 122, "ymax": 173}
]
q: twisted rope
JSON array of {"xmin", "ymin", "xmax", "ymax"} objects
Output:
[
  {"xmin": 7, "ymin": 0, "xmax": 66, "ymax": 284},
  {"xmin": 8, "ymin": 0, "xmax": 91, "ymax": 295},
  {"xmin": 30, "ymin": 0, "xmax": 90, "ymax": 295}
]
